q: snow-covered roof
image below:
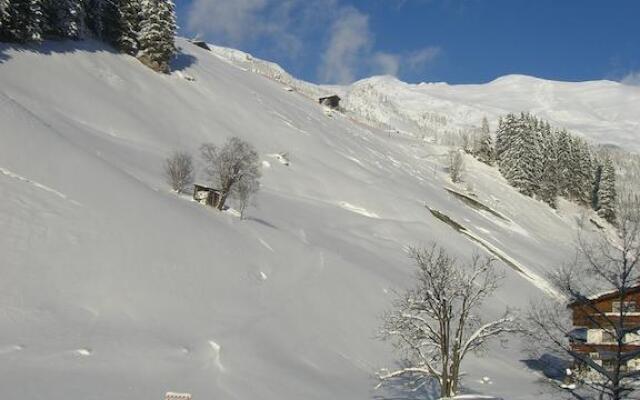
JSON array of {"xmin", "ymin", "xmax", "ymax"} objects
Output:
[{"xmin": 568, "ymin": 285, "xmax": 640, "ymax": 307}]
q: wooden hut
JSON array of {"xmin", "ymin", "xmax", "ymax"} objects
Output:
[
  {"xmin": 319, "ymin": 95, "xmax": 341, "ymax": 109},
  {"xmin": 193, "ymin": 184, "xmax": 222, "ymax": 208},
  {"xmin": 190, "ymin": 40, "xmax": 211, "ymax": 51}
]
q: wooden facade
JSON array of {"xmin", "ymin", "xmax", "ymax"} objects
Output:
[
  {"xmin": 193, "ymin": 184, "xmax": 222, "ymax": 208},
  {"xmin": 569, "ymin": 286, "xmax": 640, "ymax": 371}
]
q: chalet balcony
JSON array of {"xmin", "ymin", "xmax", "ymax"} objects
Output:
[
  {"xmin": 571, "ymin": 343, "xmax": 640, "ymax": 353},
  {"xmin": 573, "ymin": 314, "xmax": 640, "ymax": 328}
]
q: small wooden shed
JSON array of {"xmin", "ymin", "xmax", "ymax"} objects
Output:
[
  {"xmin": 193, "ymin": 184, "xmax": 222, "ymax": 208},
  {"xmin": 319, "ymin": 95, "xmax": 341, "ymax": 109},
  {"xmin": 190, "ymin": 40, "xmax": 211, "ymax": 51}
]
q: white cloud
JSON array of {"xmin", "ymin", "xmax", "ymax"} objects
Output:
[
  {"xmin": 316, "ymin": 6, "xmax": 441, "ymax": 83},
  {"xmin": 622, "ymin": 71, "xmax": 640, "ymax": 86},
  {"xmin": 186, "ymin": 0, "xmax": 324, "ymax": 56},
  {"xmin": 318, "ymin": 7, "xmax": 373, "ymax": 84},
  {"xmin": 407, "ymin": 47, "xmax": 441, "ymax": 71},
  {"xmin": 368, "ymin": 46, "xmax": 442, "ymax": 80},
  {"xmin": 187, "ymin": 0, "xmax": 440, "ymax": 84},
  {"xmin": 187, "ymin": 0, "xmax": 269, "ymax": 45},
  {"xmin": 371, "ymin": 52, "xmax": 401, "ymax": 77}
]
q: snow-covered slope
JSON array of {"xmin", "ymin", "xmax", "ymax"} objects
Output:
[{"xmin": 0, "ymin": 39, "xmax": 609, "ymax": 400}]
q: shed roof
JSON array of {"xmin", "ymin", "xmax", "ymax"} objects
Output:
[
  {"xmin": 319, "ymin": 95, "xmax": 341, "ymax": 100},
  {"xmin": 194, "ymin": 183, "xmax": 221, "ymax": 192}
]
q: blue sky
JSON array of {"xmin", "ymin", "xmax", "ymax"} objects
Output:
[{"xmin": 178, "ymin": 0, "xmax": 640, "ymax": 85}]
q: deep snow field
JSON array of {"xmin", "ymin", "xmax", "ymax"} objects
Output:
[{"xmin": 0, "ymin": 38, "xmax": 636, "ymax": 400}]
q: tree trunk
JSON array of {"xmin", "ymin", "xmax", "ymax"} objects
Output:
[
  {"xmin": 216, "ymin": 190, "xmax": 229, "ymax": 210},
  {"xmin": 440, "ymin": 378, "xmax": 454, "ymax": 399},
  {"xmin": 450, "ymin": 357, "xmax": 460, "ymax": 395}
]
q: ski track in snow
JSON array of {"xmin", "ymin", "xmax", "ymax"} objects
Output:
[
  {"xmin": 297, "ymin": 229, "xmax": 309, "ymax": 245},
  {"xmin": 346, "ymin": 156, "xmax": 363, "ymax": 166},
  {"xmin": 0, "ymin": 344, "xmax": 24, "ymax": 355},
  {"xmin": 338, "ymin": 202, "xmax": 381, "ymax": 219},
  {"xmin": 282, "ymin": 119, "xmax": 309, "ymax": 135},
  {"xmin": 258, "ymin": 238, "xmax": 274, "ymax": 252},
  {"xmin": 208, "ymin": 340, "xmax": 225, "ymax": 371},
  {"xmin": 463, "ymin": 228, "xmax": 562, "ymax": 299},
  {"xmin": 0, "ymin": 167, "xmax": 81, "ymax": 206}
]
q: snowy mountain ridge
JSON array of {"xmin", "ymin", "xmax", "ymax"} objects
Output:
[
  {"xmin": 0, "ymin": 38, "xmax": 625, "ymax": 400},
  {"xmin": 208, "ymin": 44, "xmax": 640, "ymax": 151}
]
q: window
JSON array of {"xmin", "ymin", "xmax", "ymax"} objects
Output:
[
  {"xmin": 612, "ymin": 301, "xmax": 637, "ymax": 313},
  {"xmin": 602, "ymin": 330, "xmax": 616, "ymax": 343}
]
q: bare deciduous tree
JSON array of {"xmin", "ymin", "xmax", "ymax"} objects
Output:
[
  {"xmin": 234, "ymin": 177, "xmax": 259, "ymax": 219},
  {"xmin": 377, "ymin": 245, "xmax": 518, "ymax": 398},
  {"xmin": 449, "ymin": 149, "xmax": 465, "ymax": 183},
  {"xmin": 527, "ymin": 193, "xmax": 640, "ymax": 400},
  {"xmin": 200, "ymin": 137, "xmax": 261, "ymax": 211},
  {"xmin": 165, "ymin": 151, "xmax": 194, "ymax": 194}
]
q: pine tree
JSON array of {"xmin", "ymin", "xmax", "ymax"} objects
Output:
[
  {"xmin": 537, "ymin": 121, "xmax": 559, "ymax": 207},
  {"xmin": 2, "ymin": 0, "xmax": 42, "ymax": 42},
  {"xmin": 577, "ymin": 139, "xmax": 594, "ymax": 205},
  {"xmin": 591, "ymin": 161, "xmax": 603, "ymax": 210},
  {"xmin": 84, "ymin": 0, "xmax": 106, "ymax": 38},
  {"xmin": 566, "ymin": 137, "xmax": 593, "ymax": 204},
  {"xmin": 117, "ymin": 0, "xmax": 140, "ymax": 55},
  {"xmin": 527, "ymin": 114, "xmax": 544, "ymax": 194},
  {"xmin": 0, "ymin": 0, "xmax": 8, "ymax": 32},
  {"xmin": 597, "ymin": 157, "xmax": 617, "ymax": 223},
  {"xmin": 138, "ymin": 0, "xmax": 175, "ymax": 72},
  {"xmin": 496, "ymin": 115, "xmax": 516, "ymax": 180},
  {"xmin": 500, "ymin": 113, "xmax": 542, "ymax": 197},
  {"xmin": 98, "ymin": 0, "xmax": 121, "ymax": 44},
  {"xmin": 555, "ymin": 129, "xmax": 572, "ymax": 197},
  {"xmin": 42, "ymin": 0, "xmax": 85, "ymax": 39},
  {"xmin": 476, "ymin": 116, "xmax": 494, "ymax": 164},
  {"xmin": 495, "ymin": 115, "xmax": 512, "ymax": 164},
  {"xmin": 99, "ymin": 0, "xmax": 140, "ymax": 55}
]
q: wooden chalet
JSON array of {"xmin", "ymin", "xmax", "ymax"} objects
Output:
[
  {"xmin": 568, "ymin": 285, "xmax": 640, "ymax": 371},
  {"xmin": 319, "ymin": 95, "xmax": 341, "ymax": 109},
  {"xmin": 193, "ymin": 184, "xmax": 222, "ymax": 208}
]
